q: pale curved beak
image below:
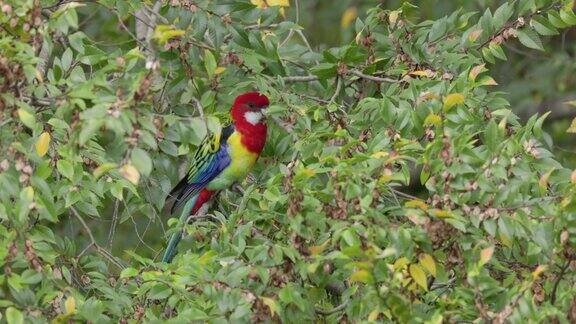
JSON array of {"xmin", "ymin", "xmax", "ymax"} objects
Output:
[{"xmin": 261, "ymin": 106, "xmax": 269, "ymax": 116}]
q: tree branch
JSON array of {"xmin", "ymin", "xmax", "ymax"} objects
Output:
[
  {"xmin": 551, "ymin": 258, "xmax": 572, "ymax": 305},
  {"xmin": 350, "ymin": 69, "xmax": 398, "ymax": 83},
  {"xmin": 283, "ymin": 75, "xmax": 319, "ymax": 83},
  {"xmin": 70, "ymin": 207, "xmax": 125, "ymax": 269}
]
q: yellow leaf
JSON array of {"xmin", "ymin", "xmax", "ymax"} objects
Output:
[
  {"xmin": 566, "ymin": 100, "xmax": 576, "ymax": 108},
  {"xmin": 35, "ymin": 132, "xmax": 51, "ymax": 157},
  {"xmin": 371, "ymin": 151, "xmax": 388, "ymax": 159},
  {"xmin": 35, "ymin": 69, "xmax": 44, "ymax": 83},
  {"xmin": 309, "ymin": 240, "xmax": 329, "ymax": 256},
  {"xmin": 571, "ymin": 170, "xmax": 576, "ymax": 184},
  {"xmin": 65, "ymin": 296, "xmax": 76, "ymax": 314},
  {"xmin": 409, "ymin": 264, "xmax": 428, "ymax": 291},
  {"xmin": 468, "ymin": 29, "xmax": 483, "ymax": 42},
  {"xmin": 431, "ymin": 209, "xmax": 453, "ymax": 218},
  {"xmin": 198, "ymin": 251, "xmax": 216, "ymax": 265},
  {"xmin": 251, "ymin": 0, "xmax": 289, "ymax": 9},
  {"xmin": 299, "ymin": 167, "xmax": 315, "ymax": 177},
  {"xmin": 567, "ymin": 118, "xmax": 576, "ymax": 133},
  {"xmin": 498, "ymin": 116, "xmax": 508, "ymax": 130},
  {"xmin": 214, "ymin": 66, "xmax": 226, "ymax": 74},
  {"xmin": 468, "ymin": 64, "xmax": 486, "ymax": 81},
  {"xmin": 538, "ymin": 169, "xmax": 555, "ymax": 193},
  {"xmin": 418, "ymin": 91, "xmax": 439, "ymax": 102},
  {"xmin": 350, "ymin": 269, "xmax": 373, "ymax": 284},
  {"xmin": 389, "ymin": 10, "xmax": 400, "ymax": 27},
  {"xmin": 378, "ymin": 174, "xmax": 393, "ymax": 183},
  {"xmin": 479, "ymin": 246, "xmax": 494, "ymax": 266},
  {"xmin": 17, "ymin": 108, "xmax": 36, "ymax": 129},
  {"xmin": 419, "ymin": 254, "xmax": 436, "ymax": 277},
  {"xmin": 532, "ymin": 264, "xmax": 547, "ymax": 280},
  {"xmin": 153, "ymin": 25, "xmax": 185, "ymax": 45},
  {"xmin": 404, "ymin": 199, "xmax": 429, "ymax": 210},
  {"xmin": 443, "ymin": 93, "xmax": 465, "ymax": 112},
  {"xmin": 268, "ymin": 0, "xmax": 289, "ymax": 6},
  {"xmin": 476, "ymin": 76, "xmax": 498, "ymax": 86},
  {"xmin": 307, "ymin": 262, "xmax": 319, "ymax": 273},
  {"xmin": 499, "ymin": 232, "xmax": 512, "ymax": 247},
  {"xmin": 341, "ymin": 7, "xmax": 358, "ymax": 29},
  {"xmin": 23, "ymin": 186, "xmax": 34, "ymax": 200},
  {"xmin": 410, "ymin": 70, "xmax": 434, "ymax": 77},
  {"xmin": 119, "ymin": 164, "xmax": 140, "ymax": 185},
  {"xmin": 93, "ymin": 163, "xmax": 117, "ymax": 179},
  {"xmin": 347, "ymin": 261, "xmax": 373, "ymax": 270},
  {"xmin": 251, "ymin": 0, "xmax": 266, "ymax": 8},
  {"xmin": 393, "ymin": 257, "xmax": 409, "ymax": 271},
  {"xmin": 423, "ymin": 113, "xmax": 442, "ymax": 127},
  {"xmin": 261, "ymin": 297, "xmax": 279, "ymax": 317},
  {"xmin": 368, "ymin": 310, "xmax": 380, "ymax": 321}
]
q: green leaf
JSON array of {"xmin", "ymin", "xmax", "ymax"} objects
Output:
[
  {"xmin": 93, "ymin": 163, "xmax": 117, "ymax": 178},
  {"xmin": 310, "ymin": 63, "xmax": 337, "ymax": 80},
  {"xmin": 5, "ymin": 307, "xmax": 23, "ymax": 324},
  {"xmin": 17, "ymin": 108, "xmax": 36, "ymax": 129},
  {"xmin": 530, "ymin": 16, "xmax": 558, "ymax": 36},
  {"xmin": 78, "ymin": 119, "xmax": 104, "ymax": 146},
  {"xmin": 489, "ymin": 44, "xmax": 506, "ymax": 60},
  {"xmin": 57, "ymin": 160, "xmax": 74, "ymax": 180},
  {"xmin": 548, "ymin": 11, "xmax": 568, "ymax": 28},
  {"xmin": 120, "ymin": 267, "xmax": 139, "ymax": 279},
  {"xmin": 517, "ymin": 29, "xmax": 544, "ymax": 51},
  {"xmin": 428, "ymin": 18, "xmax": 447, "ymax": 42},
  {"xmin": 481, "ymin": 47, "xmax": 495, "ymax": 64},
  {"xmin": 484, "ymin": 119, "xmax": 499, "ymax": 152},
  {"xmin": 559, "ymin": 9, "xmax": 576, "ymax": 26},
  {"xmin": 61, "ymin": 48, "xmax": 73, "ymax": 71},
  {"xmin": 204, "ymin": 50, "xmax": 217, "ymax": 78},
  {"xmin": 131, "ymin": 148, "xmax": 153, "ymax": 177},
  {"xmin": 148, "ymin": 284, "xmax": 172, "ymax": 300},
  {"xmin": 492, "ymin": 3, "xmax": 512, "ymax": 30}
]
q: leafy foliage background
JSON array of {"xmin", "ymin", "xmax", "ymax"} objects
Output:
[{"xmin": 0, "ymin": 0, "xmax": 576, "ymax": 322}]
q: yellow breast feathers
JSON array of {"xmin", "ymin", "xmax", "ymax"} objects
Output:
[{"xmin": 227, "ymin": 132, "xmax": 259, "ymax": 177}]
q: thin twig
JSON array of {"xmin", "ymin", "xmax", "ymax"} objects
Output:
[
  {"xmin": 315, "ymin": 300, "xmax": 349, "ymax": 315},
  {"xmin": 283, "ymin": 75, "xmax": 319, "ymax": 83},
  {"xmin": 70, "ymin": 207, "xmax": 125, "ymax": 269},
  {"xmin": 551, "ymin": 258, "xmax": 572, "ymax": 305},
  {"xmin": 107, "ymin": 199, "xmax": 120, "ymax": 250},
  {"xmin": 389, "ymin": 188, "xmax": 422, "ymax": 201},
  {"xmin": 350, "ymin": 69, "xmax": 398, "ymax": 83},
  {"xmin": 329, "ymin": 76, "xmax": 342, "ymax": 104}
]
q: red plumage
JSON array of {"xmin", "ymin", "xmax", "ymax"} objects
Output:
[
  {"xmin": 191, "ymin": 92, "xmax": 269, "ymax": 215},
  {"xmin": 192, "ymin": 189, "xmax": 215, "ymax": 214},
  {"xmin": 230, "ymin": 92, "xmax": 268, "ymax": 154}
]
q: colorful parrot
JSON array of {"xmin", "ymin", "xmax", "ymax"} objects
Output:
[{"xmin": 162, "ymin": 92, "xmax": 269, "ymax": 263}]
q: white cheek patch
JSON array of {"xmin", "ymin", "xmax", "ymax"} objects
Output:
[{"xmin": 244, "ymin": 111, "xmax": 263, "ymax": 125}]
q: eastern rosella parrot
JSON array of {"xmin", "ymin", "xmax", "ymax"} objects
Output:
[{"xmin": 162, "ymin": 92, "xmax": 269, "ymax": 263}]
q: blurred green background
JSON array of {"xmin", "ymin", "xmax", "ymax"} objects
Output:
[
  {"xmin": 78, "ymin": 0, "xmax": 576, "ymax": 168},
  {"xmin": 295, "ymin": 0, "xmax": 576, "ymax": 166}
]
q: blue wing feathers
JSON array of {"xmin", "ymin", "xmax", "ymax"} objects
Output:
[
  {"xmin": 168, "ymin": 131, "xmax": 232, "ymax": 214},
  {"xmin": 163, "ymin": 124, "xmax": 235, "ymax": 262}
]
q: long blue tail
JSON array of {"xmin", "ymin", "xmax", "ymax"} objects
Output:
[{"xmin": 162, "ymin": 194, "xmax": 199, "ymax": 263}]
